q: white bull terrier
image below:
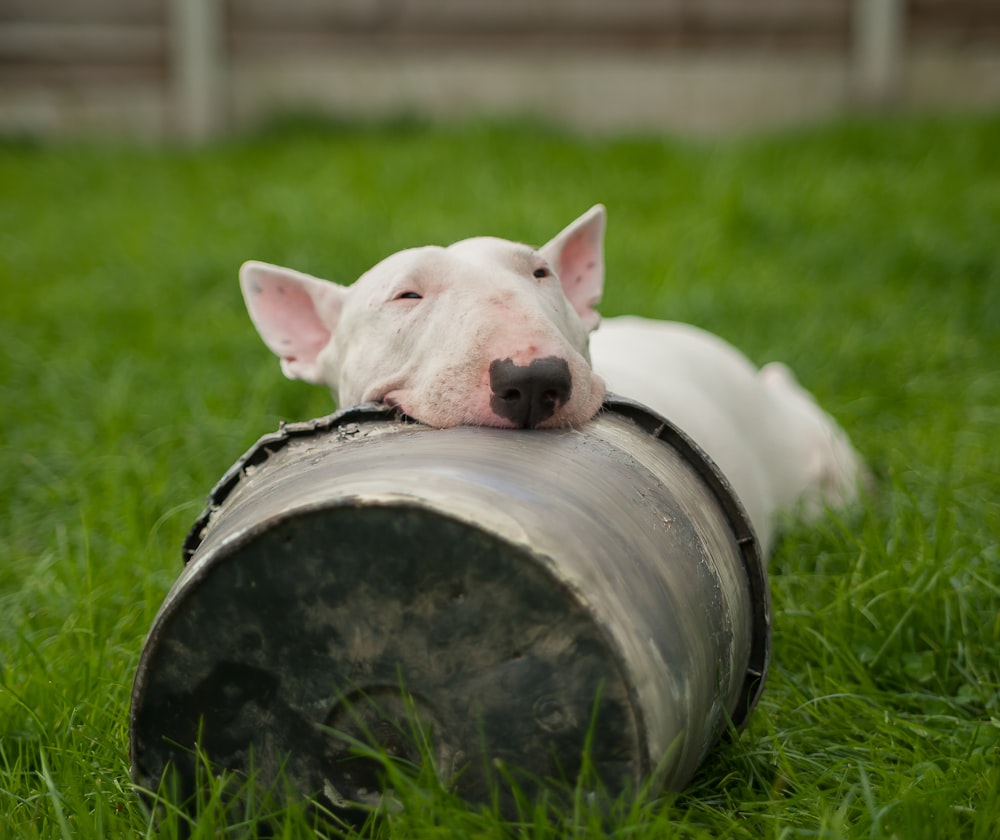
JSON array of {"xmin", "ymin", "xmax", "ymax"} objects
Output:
[{"xmin": 240, "ymin": 204, "xmax": 864, "ymax": 555}]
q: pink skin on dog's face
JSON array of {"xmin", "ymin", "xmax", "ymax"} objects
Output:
[
  {"xmin": 239, "ymin": 206, "xmax": 609, "ymax": 430},
  {"xmin": 335, "ymin": 242, "xmax": 605, "ymax": 429}
]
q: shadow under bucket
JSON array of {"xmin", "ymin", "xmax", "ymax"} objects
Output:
[{"xmin": 129, "ymin": 396, "xmax": 770, "ymax": 812}]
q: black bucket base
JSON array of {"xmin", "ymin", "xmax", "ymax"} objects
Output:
[{"xmin": 130, "ymin": 505, "xmax": 640, "ymax": 813}]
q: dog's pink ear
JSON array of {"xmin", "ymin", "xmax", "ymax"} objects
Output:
[
  {"xmin": 540, "ymin": 204, "xmax": 606, "ymax": 331},
  {"xmin": 239, "ymin": 261, "xmax": 346, "ymax": 384}
]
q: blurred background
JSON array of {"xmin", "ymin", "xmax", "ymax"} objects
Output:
[{"xmin": 2, "ymin": 0, "xmax": 999, "ymax": 142}]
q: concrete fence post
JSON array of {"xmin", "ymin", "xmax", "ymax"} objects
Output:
[
  {"xmin": 169, "ymin": 0, "xmax": 227, "ymax": 141},
  {"xmin": 851, "ymin": 0, "xmax": 907, "ymax": 107}
]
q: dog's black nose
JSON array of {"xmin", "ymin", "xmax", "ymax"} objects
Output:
[{"xmin": 489, "ymin": 357, "xmax": 573, "ymax": 428}]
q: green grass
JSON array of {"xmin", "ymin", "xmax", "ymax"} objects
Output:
[{"xmin": 2, "ymin": 112, "xmax": 998, "ymax": 838}]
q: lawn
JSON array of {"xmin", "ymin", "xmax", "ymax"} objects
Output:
[{"xmin": 1, "ymin": 112, "xmax": 998, "ymax": 838}]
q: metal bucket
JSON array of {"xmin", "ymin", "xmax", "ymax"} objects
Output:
[{"xmin": 129, "ymin": 397, "xmax": 770, "ymax": 812}]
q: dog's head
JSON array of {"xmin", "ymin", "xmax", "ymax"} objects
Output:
[{"xmin": 240, "ymin": 205, "xmax": 608, "ymax": 428}]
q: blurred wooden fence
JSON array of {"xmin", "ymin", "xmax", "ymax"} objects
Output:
[{"xmin": 1, "ymin": 0, "xmax": 998, "ymax": 140}]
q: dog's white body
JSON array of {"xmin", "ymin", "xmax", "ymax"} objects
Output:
[
  {"xmin": 241, "ymin": 205, "xmax": 864, "ymax": 554},
  {"xmin": 590, "ymin": 317, "xmax": 863, "ymax": 553}
]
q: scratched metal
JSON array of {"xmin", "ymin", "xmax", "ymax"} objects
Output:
[{"xmin": 129, "ymin": 397, "xmax": 770, "ymax": 814}]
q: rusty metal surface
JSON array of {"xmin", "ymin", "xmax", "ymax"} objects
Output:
[{"xmin": 130, "ymin": 396, "xmax": 770, "ymax": 812}]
